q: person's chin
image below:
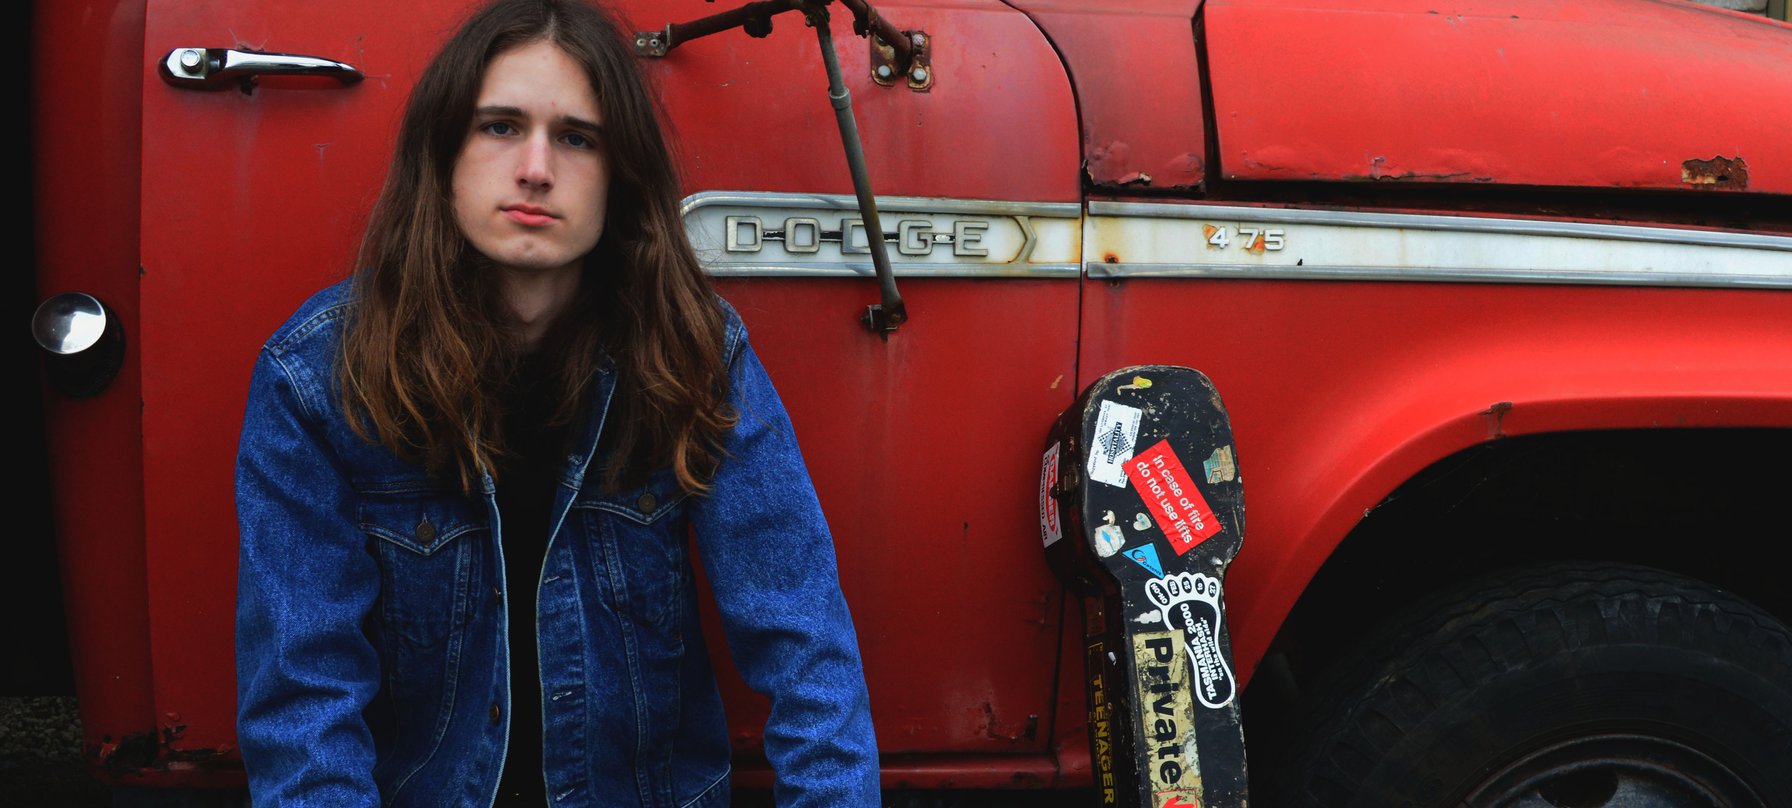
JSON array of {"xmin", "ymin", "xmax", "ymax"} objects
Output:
[{"xmin": 492, "ymin": 250, "xmax": 580, "ymax": 276}]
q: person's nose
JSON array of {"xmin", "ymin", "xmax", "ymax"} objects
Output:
[{"xmin": 517, "ymin": 133, "xmax": 554, "ymax": 191}]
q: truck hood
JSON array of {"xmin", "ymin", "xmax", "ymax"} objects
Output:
[{"xmin": 1204, "ymin": 0, "xmax": 1792, "ymax": 196}]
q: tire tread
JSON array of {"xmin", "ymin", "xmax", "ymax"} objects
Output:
[{"xmin": 1276, "ymin": 562, "xmax": 1792, "ymax": 808}]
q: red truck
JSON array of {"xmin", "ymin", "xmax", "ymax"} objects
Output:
[{"xmin": 29, "ymin": 0, "xmax": 1792, "ymax": 805}]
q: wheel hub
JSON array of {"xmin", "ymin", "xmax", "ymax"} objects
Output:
[{"xmin": 1465, "ymin": 732, "xmax": 1761, "ymax": 808}]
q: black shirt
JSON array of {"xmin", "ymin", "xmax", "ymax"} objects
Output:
[{"xmin": 494, "ymin": 351, "xmax": 574, "ymax": 806}]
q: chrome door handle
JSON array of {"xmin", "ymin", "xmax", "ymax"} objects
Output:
[{"xmin": 158, "ymin": 47, "xmax": 363, "ymax": 90}]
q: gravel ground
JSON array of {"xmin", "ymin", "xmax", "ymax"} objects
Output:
[
  {"xmin": 0, "ymin": 697, "xmax": 1098, "ymax": 807},
  {"xmin": 0, "ymin": 696, "xmax": 109, "ymax": 808}
]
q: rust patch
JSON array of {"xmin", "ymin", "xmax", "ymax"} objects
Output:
[
  {"xmin": 1362, "ymin": 156, "xmax": 1477, "ymax": 182},
  {"xmin": 95, "ymin": 732, "xmax": 159, "ymax": 774},
  {"xmin": 1482, "ymin": 401, "xmax": 1513, "ymax": 440},
  {"xmin": 1682, "ymin": 156, "xmax": 1749, "ymax": 190},
  {"xmin": 980, "ymin": 701, "xmax": 1027, "ymax": 742},
  {"xmin": 1356, "ymin": 154, "xmax": 1491, "ymax": 183},
  {"xmin": 1358, "ymin": 170, "xmax": 1486, "ymax": 182},
  {"xmin": 1102, "ymin": 252, "xmax": 1120, "ymax": 264},
  {"xmin": 164, "ymin": 745, "xmax": 231, "ymax": 764}
]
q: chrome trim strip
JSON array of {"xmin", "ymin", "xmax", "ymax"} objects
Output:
[
  {"xmin": 1014, "ymin": 215, "xmax": 1039, "ymax": 264},
  {"xmin": 684, "ymin": 191, "xmax": 1082, "ymax": 278},
  {"xmin": 1085, "ymin": 261, "xmax": 1792, "ymax": 289},
  {"xmin": 693, "ymin": 260, "xmax": 1082, "ymax": 278},
  {"xmin": 685, "ymin": 195, "xmax": 1792, "ymax": 285},
  {"xmin": 684, "ymin": 191, "xmax": 1081, "ymax": 219},
  {"xmin": 1087, "ymin": 201, "xmax": 1792, "ymax": 253}
]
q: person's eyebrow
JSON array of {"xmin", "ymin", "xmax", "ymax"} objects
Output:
[
  {"xmin": 473, "ymin": 105, "xmax": 525, "ymax": 120},
  {"xmin": 559, "ymin": 114, "xmax": 603, "ymax": 134},
  {"xmin": 474, "ymin": 105, "xmax": 602, "ymax": 134}
]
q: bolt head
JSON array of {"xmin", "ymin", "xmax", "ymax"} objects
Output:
[
  {"xmin": 910, "ymin": 67, "xmax": 928, "ymax": 83},
  {"xmin": 180, "ymin": 49, "xmax": 203, "ymax": 69},
  {"xmin": 875, "ymin": 64, "xmax": 893, "ymax": 79}
]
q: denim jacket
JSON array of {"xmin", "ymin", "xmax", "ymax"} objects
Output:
[{"xmin": 235, "ymin": 281, "xmax": 879, "ymax": 807}]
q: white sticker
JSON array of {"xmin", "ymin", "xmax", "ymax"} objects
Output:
[
  {"xmin": 1087, "ymin": 400, "xmax": 1143, "ymax": 487},
  {"xmin": 1093, "ymin": 510, "xmax": 1126, "ymax": 557},
  {"xmin": 1040, "ymin": 442, "xmax": 1063, "ymax": 547}
]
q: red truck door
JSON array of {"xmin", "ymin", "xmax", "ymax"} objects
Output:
[
  {"xmin": 139, "ymin": 0, "xmax": 1085, "ymax": 785},
  {"xmin": 139, "ymin": 0, "xmax": 456, "ymax": 760}
]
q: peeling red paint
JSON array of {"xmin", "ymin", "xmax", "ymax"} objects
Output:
[
  {"xmin": 1352, "ymin": 152, "xmax": 1494, "ymax": 183},
  {"xmin": 1237, "ymin": 144, "xmax": 1322, "ymax": 178},
  {"xmin": 1168, "ymin": 151, "xmax": 1203, "ymax": 178}
]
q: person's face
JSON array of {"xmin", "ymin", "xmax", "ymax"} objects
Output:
[{"xmin": 451, "ymin": 40, "xmax": 608, "ymax": 278}]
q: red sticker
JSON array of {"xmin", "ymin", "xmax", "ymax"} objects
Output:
[{"xmin": 1126, "ymin": 440, "xmax": 1222, "ymax": 555}]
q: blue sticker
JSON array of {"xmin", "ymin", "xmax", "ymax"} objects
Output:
[{"xmin": 1124, "ymin": 544, "xmax": 1164, "ymax": 577}]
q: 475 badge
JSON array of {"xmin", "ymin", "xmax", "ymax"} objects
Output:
[{"xmin": 1145, "ymin": 572, "xmax": 1237, "ymax": 709}]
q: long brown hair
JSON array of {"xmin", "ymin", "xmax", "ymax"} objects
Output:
[{"xmin": 338, "ymin": 0, "xmax": 734, "ymax": 495}]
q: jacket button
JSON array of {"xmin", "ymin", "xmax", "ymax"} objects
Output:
[
  {"xmin": 489, "ymin": 703, "xmax": 501, "ymax": 724},
  {"xmin": 636, "ymin": 492, "xmax": 657, "ymax": 512},
  {"xmin": 416, "ymin": 518, "xmax": 437, "ymax": 544}
]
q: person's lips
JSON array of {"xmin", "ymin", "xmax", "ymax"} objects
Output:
[{"xmin": 501, "ymin": 204, "xmax": 557, "ymax": 226}]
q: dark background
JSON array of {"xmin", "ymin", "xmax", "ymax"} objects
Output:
[{"xmin": 9, "ymin": 0, "xmax": 69, "ymax": 700}]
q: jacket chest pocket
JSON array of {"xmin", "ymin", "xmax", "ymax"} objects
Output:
[
  {"xmin": 575, "ymin": 470, "xmax": 692, "ymax": 632},
  {"xmin": 361, "ymin": 491, "xmax": 490, "ymax": 650}
]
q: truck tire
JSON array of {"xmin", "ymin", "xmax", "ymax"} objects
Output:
[{"xmin": 1274, "ymin": 562, "xmax": 1792, "ymax": 808}]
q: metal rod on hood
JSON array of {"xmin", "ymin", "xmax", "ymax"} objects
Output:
[
  {"xmin": 805, "ymin": 2, "xmax": 907, "ymax": 332},
  {"xmin": 636, "ymin": 0, "xmax": 914, "ymax": 69}
]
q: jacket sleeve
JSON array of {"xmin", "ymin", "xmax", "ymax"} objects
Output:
[
  {"xmin": 235, "ymin": 348, "xmax": 383, "ymax": 807},
  {"xmin": 689, "ymin": 336, "xmax": 881, "ymax": 807}
]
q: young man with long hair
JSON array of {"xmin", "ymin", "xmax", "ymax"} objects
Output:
[{"xmin": 233, "ymin": 1, "xmax": 879, "ymax": 804}]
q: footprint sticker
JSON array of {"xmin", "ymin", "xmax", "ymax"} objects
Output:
[{"xmin": 1144, "ymin": 571, "xmax": 1237, "ymax": 709}]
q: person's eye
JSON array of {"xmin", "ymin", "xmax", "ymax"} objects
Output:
[
  {"xmin": 561, "ymin": 131, "xmax": 594, "ymax": 149},
  {"xmin": 481, "ymin": 121, "xmax": 518, "ymax": 137}
]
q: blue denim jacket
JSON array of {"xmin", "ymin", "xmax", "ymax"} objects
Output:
[{"xmin": 235, "ymin": 281, "xmax": 879, "ymax": 807}]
